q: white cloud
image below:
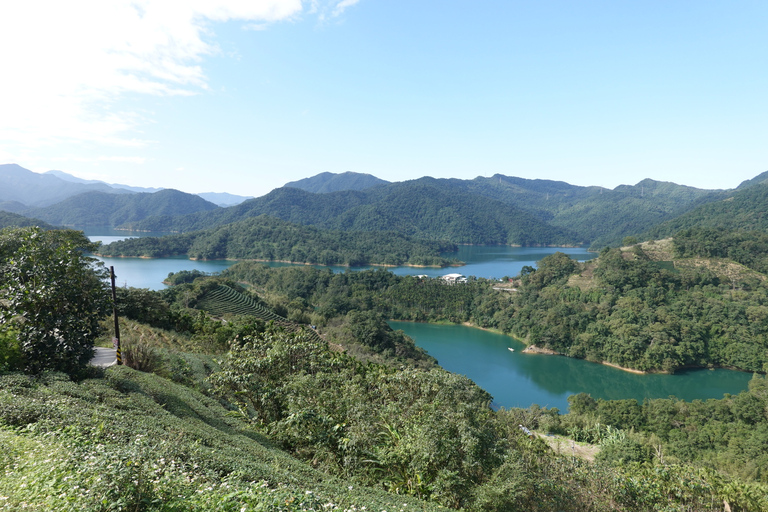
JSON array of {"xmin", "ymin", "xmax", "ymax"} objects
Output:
[
  {"xmin": 333, "ymin": 0, "xmax": 360, "ymax": 17},
  {"xmin": 0, "ymin": 0, "xmax": 303, "ymax": 155}
]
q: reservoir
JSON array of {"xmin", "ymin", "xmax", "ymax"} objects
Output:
[
  {"xmin": 389, "ymin": 321, "xmax": 755, "ymax": 411},
  {"xmin": 85, "ymin": 230, "xmax": 753, "ymax": 408},
  {"xmin": 88, "ymin": 231, "xmax": 596, "ymax": 290}
]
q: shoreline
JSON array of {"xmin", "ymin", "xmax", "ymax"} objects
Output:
[
  {"xmin": 93, "ymin": 253, "xmax": 463, "ymax": 269},
  {"xmin": 410, "ymin": 322, "xmax": 754, "ymax": 376}
]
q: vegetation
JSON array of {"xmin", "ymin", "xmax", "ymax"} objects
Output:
[
  {"xmin": 125, "ymin": 179, "xmax": 581, "ymax": 246},
  {"xmin": 561, "ymin": 375, "xmax": 768, "ymax": 485},
  {"xmin": 284, "ymin": 171, "xmax": 389, "ymax": 193},
  {"xmin": 644, "ymin": 182, "xmax": 768, "ymax": 241},
  {"xmin": 4, "ymin": 228, "xmax": 768, "ymax": 510},
  {"xmin": 0, "ymin": 211, "xmax": 56, "ymax": 230},
  {"xmin": 0, "ymin": 227, "xmax": 110, "ymax": 374},
  {"xmin": 23, "ymin": 189, "xmax": 220, "ymax": 228},
  {"xmin": 460, "ymin": 176, "xmax": 720, "ymax": 248},
  {"xmin": 98, "ymin": 215, "xmax": 460, "ymax": 267},
  {"xmin": 122, "ymin": 175, "xmax": 737, "ymax": 248},
  {"xmin": 220, "ymin": 232, "xmax": 768, "ymax": 374}
]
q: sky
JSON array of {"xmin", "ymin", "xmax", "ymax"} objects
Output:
[{"xmin": 1, "ymin": 1, "xmax": 767, "ymax": 198}]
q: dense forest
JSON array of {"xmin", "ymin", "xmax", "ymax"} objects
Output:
[
  {"xmin": 22, "ymin": 189, "xmax": 220, "ymax": 227},
  {"xmin": 117, "ymin": 174, "xmax": 743, "ymax": 248},
  {"xmin": 644, "ymin": 182, "xmax": 768, "ymax": 241},
  {"xmin": 97, "ymin": 215, "xmax": 460, "ymax": 267},
  {"xmin": 218, "ymin": 229, "xmax": 768, "ymax": 374},
  {"xmin": 9, "ymin": 167, "xmax": 768, "ymax": 249},
  {"xmin": 3, "ymin": 226, "xmax": 768, "ymax": 510},
  {"xmin": 126, "ymin": 180, "xmax": 581, "ymax": 246},
  {"xmin": 450, "ymin": 176, "xmax": 720, "ymax": 248},
  {"xmin": 0, "ymin": 211, "xmax": 55, "ymax": 230}
]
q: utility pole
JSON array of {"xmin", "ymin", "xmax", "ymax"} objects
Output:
[{"xmin": 110, "ymin": 266, "xmax": 122, "ymax": 365}]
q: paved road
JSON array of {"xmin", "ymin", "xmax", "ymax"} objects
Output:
[{"xmin": 91, "ymin": 347, "xmax": 117, "ymax": 367}]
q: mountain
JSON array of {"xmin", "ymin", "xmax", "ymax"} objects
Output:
[
  {"xmin": 22, "ymin": 189, "xmax": 220, "ymax": 228},
  {"xmin": 46, "ymin": 169, "xmax": 252, "ymax": 205},
  {"xmin": 0, "ymin": 164, "xmax": 131, "ymax": 207},
  {"xmin": 0, "ymin": 211, "xmax": 57, "ymax": 230},
  {"xmin": 97, "ymin": 215, "xmax": 459, "ymax": 267},
  {"xmin": 430, "ymin": 175, "xmax": 720, "ymax": 247},
  {"xmin": 0, "ymin": 200, "xmax": 29, "ymax": 214},
  {"xmin": 44, "ymin": 169, "xmax": 163, "ymax": 193},
  {"xmin": 643, "ymin": 181, "xmax": 768, "ymax": 240},
  {"xmin": 126, "ymin": 177, "xmax": 580, "ymax": 246},
  {"xmin": 284, "ymin": 171, "xmax": 389, "ymax": 193},
  {"xmin": 196, "ymin": 192, "xmax": 254, "ymax": 207},
  {"xmin": 735, "ymin": 169, "xmax": 768, "ymax": 190}
]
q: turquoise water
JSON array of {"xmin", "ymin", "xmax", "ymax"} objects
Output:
[
  {"xmin": 86, "ymin": 228, "xmax": 595, "ymax": 290},
  {"xmin": 389, "ymin": 321, "xmax": 754, "ymax": 411},
  {"xmin": 83, "ymin": 228, "xmax": 752, "ymax": 409}
]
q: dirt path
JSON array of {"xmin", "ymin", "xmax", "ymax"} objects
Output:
[{"xmin": 536, "ymin": 433, "xmax": 600, "ymax": 462}]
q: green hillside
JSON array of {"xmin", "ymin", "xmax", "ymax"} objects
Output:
[
  {"xmin": 126, "ymin": 179, "xmax": 580, "ymax": 246},
  {"xmin": 455, "ymin": 176, "xmax": 719, "ymax": 247},
  {"xmin": 3, "ymin": 228, "xmax": 768, "ymax": 510},
  {"xmin": 23, "ymin": 189, "xmax": 220, "ymax": 227},
  {"xmin": 284, "ymin": 171, "xmax": 389, "ymax": 193},
  {"xmin": 97, "ymin": 215, "xmax": 459, "ymax": 267},
  {"xmin": 0, "ymin": 211, "xmax": 56, "ymax": 230},
  {"xmin": 644, "ymin": 182, "xmax": 768, "ymax": 240}
]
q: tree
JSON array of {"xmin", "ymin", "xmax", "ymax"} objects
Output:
[{"xmin": 0, "ymin": 227, "xmax": 110, "ymax": 374}]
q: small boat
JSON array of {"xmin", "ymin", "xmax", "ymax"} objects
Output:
[{"xmin": 508, "ymin": 348, "xmax": 514, "ymax": 352}]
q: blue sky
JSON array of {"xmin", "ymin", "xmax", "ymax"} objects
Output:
[{"xmin": 1, "ymin": 1, "xmax": 766, "ymax": 197}]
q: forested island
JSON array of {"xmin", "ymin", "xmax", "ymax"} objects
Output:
[{"xmin": 96, "ymin": 215, "xmax": 461, "ymax": 268}]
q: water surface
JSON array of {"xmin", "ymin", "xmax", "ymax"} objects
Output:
[
  {"xmin": 389, "ymin": 321, "xmax": 754, "ymax": 411},
  {"xmin": 86, "ymin": 229, "xmax": 595, "ymax": 290}
]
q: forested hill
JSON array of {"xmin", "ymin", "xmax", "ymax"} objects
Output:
[
  {"xmin": 0, "ymin": 163, "xmax": 130, "ymax": 207},
  {"xmin": 456, "ymin": 176, "xmax": 720, "ymax": 248},
  {"xmin": 125, "ymin": 179, "xmax": 581, "ymax": 246},
  {"xmin": 21, "ymin": 189, "xmax": 221, "ymax": 227},
  {"xmin": 643, "ymin": 182, "xmax": 768, "ymax": 240},
  {"xmin": 503, "ymin": 233, "xmax": 768, "ymax": 373},
  {"xmin": 122, "ymin": 173, "xmax": 733, "ymax": 247},
  {"xmin": 97, "ymin": 215, "xmax": 460, "ymax": 267},
  {"xmin": 0, "ymin": 211, "xmax": 56, "ymax": 230},
  {"xmin": 284, "ymin": 171, "xmax": 389, "ymax": 193}
]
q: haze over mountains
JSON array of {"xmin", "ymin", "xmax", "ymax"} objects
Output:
[
  {"xmin": 2, "ymin": 162, "xmax": 768, "ymax": 249},
  {"xmin": 0, "ymin": 164, "xmax": 253, "ymax": 208}
]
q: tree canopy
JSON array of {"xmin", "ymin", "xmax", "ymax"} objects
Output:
[{"xmin": 0, "ymin": 227, "xmax": 111, "ymax": 373}]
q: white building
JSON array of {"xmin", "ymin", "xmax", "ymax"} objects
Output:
[{"xmin": 442, "ymin": 273, "xmax": 467, "ymax": 284}]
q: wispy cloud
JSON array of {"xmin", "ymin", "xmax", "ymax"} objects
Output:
[
  {"xmin": 0, "ymin": 0, "xmax": 303, "ymax": 155},
  {"xmin": 333, "ymin": 0, "xmax": 360, "ymax": 17}
]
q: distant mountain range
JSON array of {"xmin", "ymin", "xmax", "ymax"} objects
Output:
[
  {"xmin": 19, "ymin": 189, "xmax": 220, "ymax": 228},
  {"xmin": 3, "ymin": 162, "xmax": 768, "ymax": 248},
  {"xmin": 0, "ymin": 164, "xmax": 253, "ymax": 208}
]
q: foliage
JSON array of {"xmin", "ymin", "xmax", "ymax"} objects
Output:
[
  {"xmin": 0, "ymin": 211, "xmax": 56, "ymax": 230},
  {"xmin": 645, "ymin": 182, "xmax": 768, "ymax": 241},
  {"xmin": 22, "ymin": 188, "xmax": 220, "ymax": 228},
  {"xmin": 503, "ymin": 243, "xmax": 768, "ymax": 373},
  {"xmin": 673, "ymin": 227, "xmax": 768, "ymax": 274},
  {"xmin": 99, "ymin": 215, "xmax": 460, "ymax": 267},
  {"xmin": 0, "ymin": 227, "xmax": 111, "ymax": 374},
  {"xmin": 562, "ymin": 375, "xmax": 768, "ymax": 487},
  {"xmin": 126, "ymin": 179, "xmax": 580, "ymax": 246},
  {"xmin": 0, "ymin": 368, "xmax": 438, "ymax": 511}
]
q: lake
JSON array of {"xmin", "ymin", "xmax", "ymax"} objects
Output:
[
  {"xmin": 87, "ymin": 229, "xmax": 596, "ymax": 290},
  {"xmin": 389, "ymin": 321, "xmax": 755, "ymax": 411},
  {"xmin": 85, "ymin": 230, "xmax": 753, "ymax": 408}
]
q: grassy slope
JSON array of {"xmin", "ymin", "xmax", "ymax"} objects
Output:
[{"xmin": 0, "ymin": 367, "xmax": 444, "ymax": 511}]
